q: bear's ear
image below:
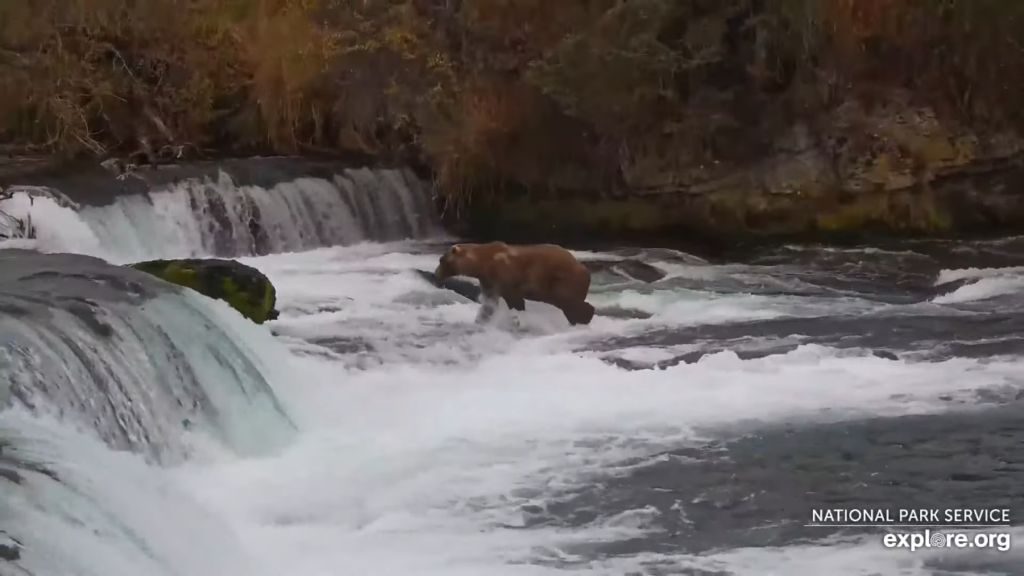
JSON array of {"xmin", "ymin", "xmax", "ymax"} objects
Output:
[{"xmin": 450, "ymin": 245, "xmax": 462, "ymax": 255}]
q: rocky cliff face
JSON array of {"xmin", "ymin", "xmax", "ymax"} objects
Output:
[{"xmin": 457, "ymin": 91, "xmax": 1024, "ymax": 244}]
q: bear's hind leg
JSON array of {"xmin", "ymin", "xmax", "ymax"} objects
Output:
[{"xmin": 503, "ymin": 293, "xmax": 526, "ymax": 311}]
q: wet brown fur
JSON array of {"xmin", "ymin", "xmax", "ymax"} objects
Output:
[{"xmin": 435, "ymin": 241, "xmax": 596, "ymax": 325}]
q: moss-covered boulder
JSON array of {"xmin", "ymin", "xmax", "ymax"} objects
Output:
[{"xmin": 130, "ymin": 258, "xmax": 279, "ymax": 324}]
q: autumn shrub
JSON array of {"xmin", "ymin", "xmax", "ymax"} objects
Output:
[
  {"xmin": 0, "ymin": 0, "xmax": 244, "ymax": 157},
  {"xmin": 0, "ymin": 0, "xmax": 451, "ymax": 159},
  {"xmin": 777, "ymin": 0, "xmax": 1024, "ymax": 125},
  {"xmin": 0, "ymin": 0, "xmax": 1021, "ymax": 203}
]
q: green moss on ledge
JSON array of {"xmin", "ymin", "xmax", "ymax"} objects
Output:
[
  {"xmin": 812, "ymin": 191, "xmax": 953, "ymax": 234},
  {"xmin": 130, "ymin": 258, "xmax": 279, "ymax": 324},
  {"xmin": 459, "ymin": 172, "xmax": 1017, "ymax": 247}
]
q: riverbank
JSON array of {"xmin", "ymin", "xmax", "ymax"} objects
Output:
[
  {"xmin": 447, "ymin": 91, "xmax": 1024, "ymax": 248},
  {"xmin": 5, "ymin": 1, "xmax": 1024, "ymax": 246}
]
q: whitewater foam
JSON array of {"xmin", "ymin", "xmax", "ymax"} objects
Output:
[
  {"xmin": 935, "ymin": 266, "xmax": 1024, "ymax": 285},
  {"xmin": 1, "ymin": 409, "xmax": 263, "ymax": 576},
  {"xmin": 0, "ymin": 192, "xmax": 107, "ymax": 258},
  {"xmin": 933, "ymin": 266, "xmax": 1024, "ymax": 304},
  {"xmin": 173, "ymin": 340, "xmax": 1021, "ymax": 575},
  {"xmin": 161, "ymin": 242, "xmax": 1024, "ymax": 576}
]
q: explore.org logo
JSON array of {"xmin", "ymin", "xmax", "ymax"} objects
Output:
[{"xmin": 882, "ymin": 530, "xmax": 1012, "ymax": 552}]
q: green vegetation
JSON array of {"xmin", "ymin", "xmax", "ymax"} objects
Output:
[
  {"xmin": 131, "ymin": 258, "xmax": 279, "ymax": 324},
  {"xmin": 1, "ymin": 0, "xmax": 1023, "ymax": 209}
]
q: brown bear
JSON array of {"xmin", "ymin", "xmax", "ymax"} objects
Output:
[{"xmin": 434, "ymin": 241, "xmax": 596, "ymax": 325}]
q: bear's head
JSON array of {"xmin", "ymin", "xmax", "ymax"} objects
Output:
[{"xmin": 435, "ymin": 244, "xmax": 471, "ymax": 280}]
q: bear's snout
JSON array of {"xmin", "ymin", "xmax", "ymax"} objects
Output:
[{"xmin": 435, "ymin": 257, "xmax": 454, "ymax": 279}]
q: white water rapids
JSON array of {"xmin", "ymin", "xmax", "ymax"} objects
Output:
[{"xmin": 2, "ymin": 166, "xmax": 1024, "ymax": 576}]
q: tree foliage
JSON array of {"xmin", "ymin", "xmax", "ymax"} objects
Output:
[{"xmin": 0, "ymin": 0, "xmax": 1021, "ymax": 202}]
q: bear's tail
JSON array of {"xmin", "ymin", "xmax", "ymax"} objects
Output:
[{"xmin": 563, "ymin": 300, "xmax": 596, "ymax": 326}]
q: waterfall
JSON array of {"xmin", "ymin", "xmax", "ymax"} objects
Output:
[
  {"xmin": 0, "ymin": 248, "xmax": 298, "ymax": 576},
  {"xmin": 0, "ymin": 161, "xmax": 443, "ymax": 262},
  {"xmin": 0, "ymin": 158, "xmax": 442, "ymax": 575},
  {"xmin": 0, "ymin": 410, "xmax": 265, "ymax": 576},
  {"xmin": 0, "ymin": 249, "xmax": 295, "ymax": 464}
]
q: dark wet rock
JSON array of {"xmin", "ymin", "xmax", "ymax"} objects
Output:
[
  {"xmin": 454, "ymin": 93, "xmax": 1024, "ymax": 250},
  {"xmin": 603, "ymin": 346, "xmax": 805, "ymax": 371},
  {"xmin": 412, "ymin": 268, "xmax": 482, "ymax": 302},
  {"xmin": 871, "ymin": 349, "xmax": 900, "ymax": 361},
  {"xmin": 581, "ymin": 310, "xmax": 1024, "ymax": 363},
  {"xmin": 929, "ymin": 277, "xmax": 980, "ymax": 299},
  {"xmin": 131, "ymin": 258, "xmax": 279, "ymax": 324},
  {"xmin": 0, "ymin": 250, "xmax": 157, "ymax": 298},
  {"xmin": 0, "ymin": 532, "xmax": 20, "ymax": 562},
  {"xmin": 308, "ymin": 336, "xmax": 376, "ymax": 355},
  {"xmin": 0, "ymin": 440, "xmax": 58, "ymax": 484},
  {"xmin": 610, "ymin": 247, "xmax": 710, "ymax": 266},
  {"xmin": 582, "ymin": 259, "xmax": 667, "ymax": 283},
  {"xmin": 0, "ymin": 250, "xmax": 165, "ymax": 354},
  {"xmin": 592, "ymin": 306, "xmax": 654, "ymax": 320},
  {"xmin": 0, "ymin": 467, "xmax": 21, "ymax": 484},
  {"xmin": 611, "ymin": 260, "xmax": 667, "ymax": 284},
  {"xmin": 65, "ymin": 299, "xmax": 116, "ymax": 338},
  {"xmin": 0, "ymin": 210, "xmax": 30, "ymax": 241}
]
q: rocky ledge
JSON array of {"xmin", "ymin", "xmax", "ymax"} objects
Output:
[{"xmin": 456, "ymin": 92, "xmax": 1024, "ymax": 245}]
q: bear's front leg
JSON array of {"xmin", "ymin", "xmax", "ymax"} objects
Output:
[
  {"xmin": 476, "ymin": 298, "xmax": 500, "ymax": 323},
  {"xmin": 476, "ymin": 282, "xmax": 502, "ymax": 323}
]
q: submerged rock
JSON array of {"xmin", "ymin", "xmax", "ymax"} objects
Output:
[
  {"xmin": 130, "ymin": 258, "xmax": 279, "ymax": 324},
  {"xmin": 582, "ymin": 258, "xmax": 667, "ymax": 283},
  {"xmin": 0, "ymin": 531, "xmax": 20, "ymax": 562}
]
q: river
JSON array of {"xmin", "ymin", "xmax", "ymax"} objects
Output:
[{"xmin": 1, "ymin": 160, "xmax": 1022, "ymax": 575}]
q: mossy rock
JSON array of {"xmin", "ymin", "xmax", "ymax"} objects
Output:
[{"xmin": 130, "ymin": 258, "xmax": 279, "ymax": 324}]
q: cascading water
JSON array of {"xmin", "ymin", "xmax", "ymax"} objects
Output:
[
  {"xmin": 1, "ymin": 410, "xmax": 266, "ymax": 576},
  {"xmin": 0, "ymin": 162, "xmax": 442, "ymax": 262},
  {"xmin": 0, "ymin": 249, "xmax": 299, "ymax": 576},
  {"xmin": 0, "ymin": 160, "xmax": 445, "ymax": 576},
  {"xmin": 0, "ymin": 249, "xmax": 295, "ymax": 463}
]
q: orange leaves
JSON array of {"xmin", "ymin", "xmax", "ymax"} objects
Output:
[
  {"xmin": 816, "ymin": 0, "xmax": 904, "ymax": 73},
  {"xmin": 824, "ymin": 0, "xmax": 900, "ymax": 39},
  {"xmin": 429, "ymin": 78, "xmax": 529, "ymax": 201},
  {"xmin": 459, "ymin": 0, "xmax": 611, "ymax": 70},
  {"xmin": 231, "ymin": 1, "xmax": 339, "ymax": 150}
]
